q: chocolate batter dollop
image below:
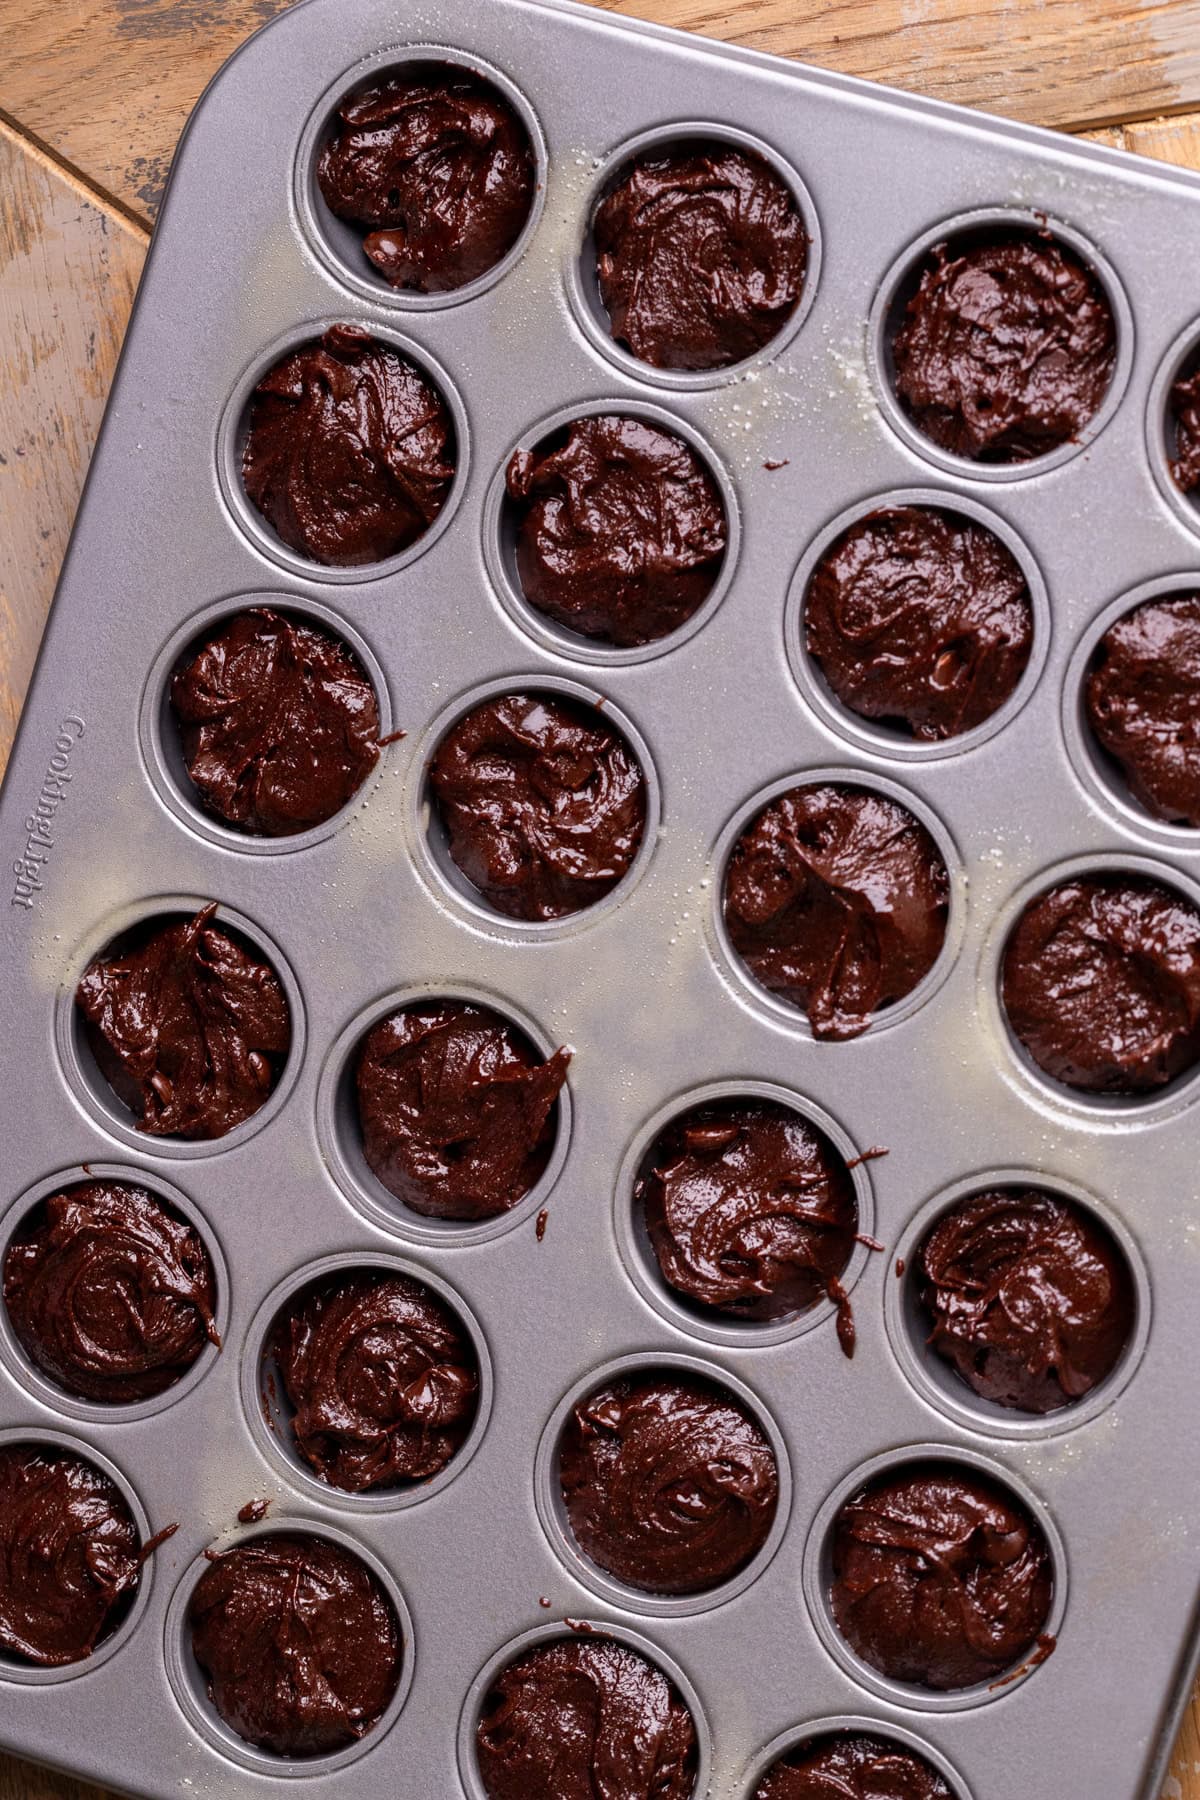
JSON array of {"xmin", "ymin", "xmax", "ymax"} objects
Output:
[
  {"xmin": 1085, "ymin": 595, "xmax": 1200, "ymax": 827},
  {"xmin": 1001, "ymin": 875, "xmax": 1200, "ymax": 1093},
  {"xmin": 754, "ymin": 1733, "xmax": 953, "ymax": 1800},
  {"xmin": 355, "ymin": 999, "xmax": 570, "ymax": 1219},
  {"xmin": 594, "ymin": 144, "xmax": 808, "ymax": 371},
  {"xmin": 506, "ymin": 415, "xmax": 727, "ymax": 646},
  {"xmin": 272, "ymin": 1269, "xmax": 478, "ymax": 1492},
  {"xmin": 723, "ymin": 783, "xmax": 949, "ymax": 1039},
  {"xmin": 429, "ymin": 692, "xmax": 647, "ymax": 919},
  {"xmin": 917, "ymin": 1188, "xmax": 1134, "ymax": 1413},
  {"xmin": 76, "ymin": 905, "xmax": 291, "ymax": 1139},
  {"xmin": 637, "ymin": 1099, "xmax": 858, "ymax": 1342},
  {"xmin": 3, "ymin": 1181, "xmax": 218, "ymax": 1404},
  {"xmin": 241, "ymin": 323, "xmax": 455, "ymax": 566},
  {"xmin": 317, "ymin": 67, "xmax": 535, "ymax": 292},
  {"xmin": 476, "ymin": 1635, "xmax": 697, "ymax": 1800},
  {"xmin": 891, "ymin": 232, "xmax": 1116, "ymax": 461},
  {"xmin": 189, "ymin": 1533, "xmax": 401, "ymax": 1757},
  {"xmin": 804, "ymin": 506, "xmax": 1033, "ymax": 741},
  {"xmin": 0, "ymin": 1445, "xmax": 144, "ymax": 1665},
  {"xmin": 830, "ymin": 1466, "xmax": 1053, "ymax": 1690},
  {"xmin": 1170, "ymin": 366, "xmax": 1200, "ymax": 493},
  {"xmin": 170, "ymin": 608, "xmax": 382, "ymax": 836},
  {"xmin": 559, "ymin": 1373, "xmax": 778, "ymax": 1595}
]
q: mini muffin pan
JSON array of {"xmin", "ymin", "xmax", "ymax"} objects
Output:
[{"xmin": 2, "ymin": 0, "xmax": 1200, "ymax": 1793}]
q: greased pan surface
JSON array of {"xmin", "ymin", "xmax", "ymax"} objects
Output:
[{"xmin": 2, "ymin": 0, "xmax": 1200, "ymax": 1794}]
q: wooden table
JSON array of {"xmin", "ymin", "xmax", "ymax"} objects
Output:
[{"xmin": 2, "ymin": 2, "xmax": 1200, "ymax": 1794}]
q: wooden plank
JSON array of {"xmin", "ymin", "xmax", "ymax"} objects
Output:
[
  {"xmin": 3, "ymin": 0, "xmax": 1200, "ymax": 226},
  {"xmin": 0, "ymin": 1756, "xmax": 118, "ymax": 1800},
  {"xmin": 0, "ymin": 121, "xmax": 147, "ymax": 774}
]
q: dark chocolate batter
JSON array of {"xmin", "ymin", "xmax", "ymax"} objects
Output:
[
  {"xmin": 804, "ymin": 505, "xmax": 1033, "ymax": 741},
  {"xmin": 189, "ymin": 1533, "xmax": 402, "ymax": 1757},
  {"xmin": 429, "ymin": 691, "xmax": 647, "ymax": 919},
  {"xmin": 506, "ymin": 414, "xmax": 727, "ymax": 646},
  {"xmin": 3, "ymin": 1180, "xmax": 218, "ymax": 1404},
  {"xmin": 917, "ymin": 1188, "xmax": 1134, "ymax": 1413},
  {"xmin": 0, "ymin": 1445, "xmax": 144, "ymax": 1665},
  {"xmin": 594, "ymin": 144, "xmax": 808, "ymax": 371},
  {"xmin": 637, "ymin": 1099, "xmax": 858, "ymax": 1343},
  {"xmin": 355, "ymin": 999, "xmax": 570, "ymax": 1219},
  {"xmin": 891, "ymin": 232, "xmax": 1116, "ymax": 461},
  {"xmin": 830, "ymin": 1466, "xmax": 1053, "ymax": 1689},
  {"xmin": 272, "ymin": 1269, "xmax": 478, "ymax": 1491},
  {"xmin": 1085, "ymin": 595, "xmax": 1200, "ymax": 827},
  {"xmin": 754, "ymin": 1734, "xmax": 952, "ymax": 1800},
  {"xmin": 170, "ymin": 608, "xmax": 382, "ymax": 836},
  {"xmin": 317, "ymin": 67, "xmax": 535, "ymax": 292},
  {"xmin": 558, "ymin": 1373, "xmax": 778, "ymax": 1594},
  {"xmin": 76, "ymin": 905, "xmax": 291, "ymax": 1139},
  {"xmin": 476, "ymin": 1635, "xmax": 697, "ymax": 1800},
  {"xmin": 241, "ymin": 323, "xmax": 455, "ymax": 566},
  {"xmin": 723, "ymin": 783, "xmax": 949, "ymax": 1039},
  {"xmin": 1001, "ymin": 875, "xmax": 1200, "ymax": 1093},
  {"xmin": 1170, "ymin": 367, "xmax": 1200, "ymax": 493}
]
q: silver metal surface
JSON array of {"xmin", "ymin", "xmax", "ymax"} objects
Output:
[{"xmin": 1, "ymin": 0, "xmax": 1200, "ymax": 1793}]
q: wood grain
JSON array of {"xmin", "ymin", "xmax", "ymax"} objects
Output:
[{"xmin": 5, "ymin": 0, "xmax": 1200, "ymax": 225}]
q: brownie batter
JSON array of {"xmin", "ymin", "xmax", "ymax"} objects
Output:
[
  {"xmin": 723, "ymin": 784, "xmax": 949, "ymax": 1039},
  {"xmin": 3, "ymin": 1181, "xmax": 218, "ymax": 1404},
  {"xmin": 506, "ymin": 415, "xmax": 727, "ymax": 646},
  {"xmin": 170, "ymin": 608, "xmax": 382, "ymax": 835},
  {"xmin": 637, "ymin": 1099, "xmax": 858, "ymax": 1343},
  {"xmin": 429, "ymin": 692, "xmax": 648, "ymax": 919},
  {"xmin": 1085, "ymin": 595, "xmax": 1200, "ymax": 827},
  {"xmin": 355, "ymin": 1000, "xmax": 570, "ymax": 1219},
  {"xmin": 594, "ymin": 144, "xmax": 808, "ymax": 371},
  {"xmin": 317, "ymin": 67, "xmax": 535, "ymax": 292},
  {"xmin": 891, "ymin": 232, "xmax": 1116, "ymax": 461},
  {"xmin": 559, "ymin": 1373, "xmax": 778, "ymax": 1595},
  {"xmin": 754, "ymin": 1734, "xmax": 952, "ymax": 1800},
  {"xmin": 76, "ymin": 905, "xmax": 291, "ymax": 1139},
  {"xmin": 917, "ymin": 1188, "xmax": 1134, "ymax": 1413},
  {"xmin": 0, "ymin": 1445, "xmax": 144, "ymax": 1665},
  {"xmin": 830, "ymin": 1467, "xmax": 1053, "ymax": 1689},
  {"xmin": 1001, "ymin": 875, "xmax": 1200, "ymax": 1093},
  {"xmin": 241, "ymin": 323, "xmax": 455, "ymax": 566},
  {"xmin": 1170, "ymin": 367, "xmax": 1200, "ymax": 492},
  {"xmin": 189, "ymin": 1533, "xmax": 401, "ymax": 1757},
  {"xmin": 476, "ymin": 1635, "xmax": 697, "ymax": 1799},
  {"xmin": 804, "ymin": 506, "xmax": 1033, "ymax": 741},
  {"xmin": 272, "ymin": 1270, "xmax": 478, "ymax": 1491}
]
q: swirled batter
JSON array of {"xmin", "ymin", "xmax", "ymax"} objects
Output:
[
  {"xmin": 559, "ymin": 1373, "xmax": 778, "ymax": 1594},
  {"xmin": 723, "ymin": 784, "xmax": 949, "ymax": 1039},
  {"xmin": 892, "ymin": 232, "xmax": 1115, "ymax": 461},
  {"xmin": 1085, "ymin": 594, "xmax": 1200, "ymax": 827},
  {"xmin": 637, "ymin": 1099, "xmax": 858, "ymax": 1345},
  {"xmin": 594, "ymin": 144, "xmax": 807, "ymax": 370},
  {"xmin": 506, "ymin": 414, "xmax": 727, "ymax": 646},
  {"xmin": 241, "ymin": 323, "xmax": 455, "ymax": 566},
  {"xmin": 804, "ymin": 505, "xmax": 1033, "ymax": 741},
  {"xmin": 0, "ymin": 1446, "xmax": 145, "ymax": 1665},
  {"xmin": 355, "ymin": 999, "xmax": 570, "ymax": 1219},
  {"xmin": 76, "ymin": 905, "xmax": 291, "ymax": 1139},
  {"xmin": 754, "ymin": 1733, "xmax": 953, "ymax": 1799},
  {"xmin": 3, "ymin": 1181, "xmax": 218, "ymax": 1403},
  {"xmin": 830, "ymin": 1467, "xmax": 1053, "ymax": 1690},
  {"xmin": 1001, "ymin": 875, "xmax": 1200, "ymax": 1093},
  {"xmin": 476, "ymin": 1635, "xmax": 697, "ymax": 1799},
  {"xmin": 318, "ymin": 67, "xmax": 534, "ymax": 291},
  {"xmin": 429, "ymin": 692, "xmax": 647, "ymax": 919},
  {"xmin": 917, "ymin": 1188, "xmax": 1134, "ymax": 1413},
  {"xmin": 272, "ymin": 1269, "xmax": 478, "ymax": 1491},
  {"xmin": 170, "ymin": 608, "xmax": 382, "ymax": 835},
  {"xmin": 189, "ymin": 1533, "xmax": 402, "ymax": 1756},
  {"xmin": 1169, "ymin": 366, "xmax": 1200, "ymax": 493}
]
